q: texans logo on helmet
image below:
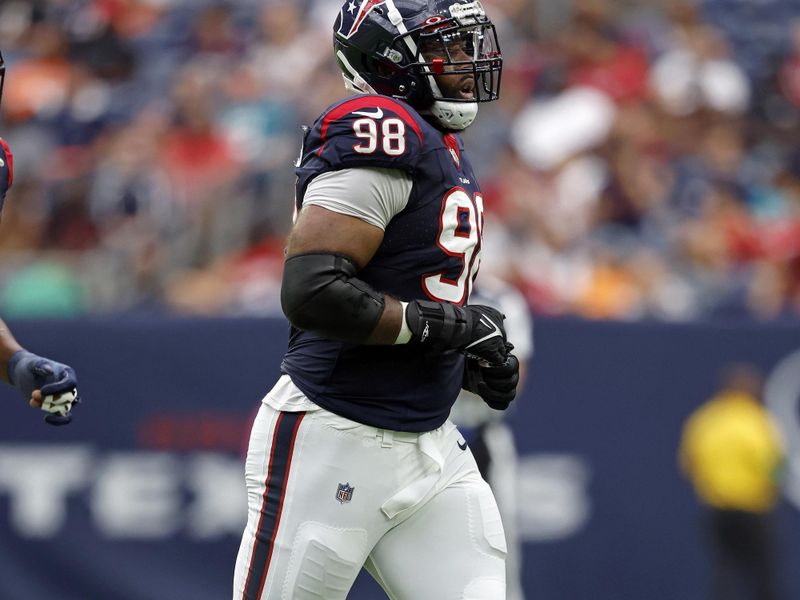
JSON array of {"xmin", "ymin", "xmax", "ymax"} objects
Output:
[{"xmin": 340, "ymin": 0, "xmax": 387, "ymax": 39}]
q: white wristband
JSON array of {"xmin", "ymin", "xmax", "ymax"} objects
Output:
[{"xmin": 393, "ymin": 301, "xmax": 412, "ymax": 345}]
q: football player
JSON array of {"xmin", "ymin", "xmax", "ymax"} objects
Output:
[
  {"xmin": 0, "ymin": 50, "xmax": 79, "ymax": 425},
  {"xmin": 234, "ymin": 1, "xmax": 518, "ymax": 598}
]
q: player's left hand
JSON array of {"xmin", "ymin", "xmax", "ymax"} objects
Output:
[
  {"xmin": 8, "ymin": 350, "xmax": 79, "ymax": 426},
  {"xmin": 462, "ymin": 349, "xmax": 520, "ymax": 410}
]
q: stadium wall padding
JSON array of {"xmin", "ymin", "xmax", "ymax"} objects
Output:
[{"xmin": 0, "ymin": 317, "xmax": 798, "ymax": 600}]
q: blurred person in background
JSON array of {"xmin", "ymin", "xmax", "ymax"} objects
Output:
[
  {"xmin": 0, "ymin": 0, "xmax": 799, "ymax": 320},
  {"xmin": 679, "ymin": 364, "xmax": 785, "ymax": 600},
  {"xmin": 0, "ymin": 51, "xmax": 79, "ymax": 424},
  {"xmin": 450, "ymin": 275, "xmax": 533, "ymax": 600}
]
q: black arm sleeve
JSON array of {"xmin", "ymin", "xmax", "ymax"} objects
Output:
[{"xmin": 280, "ymin": 253, "xmax": 385, "ymax": 343}]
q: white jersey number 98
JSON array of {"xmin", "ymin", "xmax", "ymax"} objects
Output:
[{"xmin": 353, "ymin": 117, "xmax": 406, "ymax": 156}]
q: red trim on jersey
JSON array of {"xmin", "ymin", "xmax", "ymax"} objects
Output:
[
  {"xmin": 443, "ymin": 133, "xmax": 460, "ymax": 169},
  {"xmin": 318, "ymin": 96, "xmax": 424, "ymax": 156}
]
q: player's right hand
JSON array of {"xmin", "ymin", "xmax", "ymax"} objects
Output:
[
  {"xmin": 463, "ymin": 349, "xmax": 520, "ymax": 410},
  {"xmin": 405, "ymin": 300, "xmax": 509, "ymax": 365},
  {"xmin": 8, "ymin": 350, "xmax": 79, "ymax": 426},
  {"xmin": 0, "ymin": 137, "xmax": 14, "ymax": 211}
]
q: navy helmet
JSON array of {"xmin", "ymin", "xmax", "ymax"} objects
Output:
[{"xmin": 333, "ymin": 0, "xmax": 502, "ymax": 130}]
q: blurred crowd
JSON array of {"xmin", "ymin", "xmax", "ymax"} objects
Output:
[{"xmin": 1, "ymin": 0, "xmax": 800, "ymax": 321}]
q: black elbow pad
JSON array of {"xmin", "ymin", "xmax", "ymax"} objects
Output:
[{"xmin": 281, "ymin": 253, "xmax": 385, "ymax": 343}]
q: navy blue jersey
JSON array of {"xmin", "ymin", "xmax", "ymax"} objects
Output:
[
  {"xmin": 282, "ymin": 94, "xmax": 485, "ymax": 432},
  {"xmin": 0, "ymin": 138, "xmax": 13, "ymax": 213}
]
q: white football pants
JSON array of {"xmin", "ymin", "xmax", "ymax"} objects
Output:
[{"xmin": 233, "ymin": 402, "xmax": 507, "ymax": 600}]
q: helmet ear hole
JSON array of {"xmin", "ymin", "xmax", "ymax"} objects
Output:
[{"xmin": 375, "ymin": 60, "xmax": 395, "ymax": 78}]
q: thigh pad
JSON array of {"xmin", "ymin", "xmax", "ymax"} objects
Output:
[{"xmin": 281, "ymin": 521, "xmax": 368, "ymax": 600}]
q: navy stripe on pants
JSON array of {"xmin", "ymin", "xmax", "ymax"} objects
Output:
[{"xmin": 242, "ymin": 411, "xmax": 305, "ymax": 600}]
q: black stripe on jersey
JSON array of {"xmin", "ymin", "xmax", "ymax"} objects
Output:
[{"xmin": 242, "ymin": 411, "xmax": 305, "ymax": 600}]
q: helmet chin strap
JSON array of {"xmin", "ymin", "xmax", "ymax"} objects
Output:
[
  {"xmin": 427, "ymin": 76, "xmax": 478, "ymax": 130},
  {"xmin": 429, "ymin": 101, "xmax": 478, "ymax": 131}
]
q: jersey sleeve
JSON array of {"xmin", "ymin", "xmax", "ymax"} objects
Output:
[
  {"xmin": 303, "ymin": 167, "xmax": 413, "ymax": 230},
  {"xmin": 304, "ymin": 95, "xmax": 425, "ymax": 173}
]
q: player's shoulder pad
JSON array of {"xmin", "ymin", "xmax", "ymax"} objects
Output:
[{"xmin": 307, "ymin": 94, "xmax": 426, "ymax": 172}]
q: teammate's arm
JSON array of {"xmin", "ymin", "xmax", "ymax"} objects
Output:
[
  {"xmin": 0, "ymin": 319, "xmax": 23, "ymax": 380},
  {"xmin": 0, "ymin": 137, "xmax": 79, "ymax": 425},
  {"xmin": 0, "ymin": 319, "xmax": 79, "ymax": 425},
  {"xmin": 282, "ymin": 204, "xmax": 509, "ymax": 363}
]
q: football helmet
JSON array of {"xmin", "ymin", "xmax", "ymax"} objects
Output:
[{"xmin": 333, "ymin": 0, "xmax": 502, "ymax": 130}]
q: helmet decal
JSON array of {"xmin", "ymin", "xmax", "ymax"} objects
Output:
[{"xmin": 340, "ymin": 0, "xmax": 388, "ymax": 39}]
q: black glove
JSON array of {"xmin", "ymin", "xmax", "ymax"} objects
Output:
[
  {"xmin": 404, "ymin": 300, "xmax": 509, "ymax": 365},
  {"xmin": 463, "ymin": 351, "xmax": 520, "ymax": 410}
]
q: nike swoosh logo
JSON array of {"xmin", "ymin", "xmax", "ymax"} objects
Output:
[
  {"xmin": 465, "ymin": 317, "xmax": 502, "ymax": 350},
  {"xmin": 457, "ymin": 439, "xmax": 467, "ymax": 451},
  {"xmin": 352, "ymin": 108, "xmax": 384, "ymax": 119}
]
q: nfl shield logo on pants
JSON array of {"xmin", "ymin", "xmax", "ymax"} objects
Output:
[{"xmin": 336, "ymin": 482, "xmax": 354, "ymax": 504}]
